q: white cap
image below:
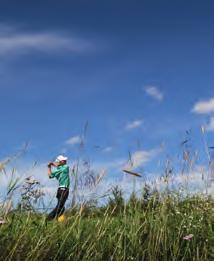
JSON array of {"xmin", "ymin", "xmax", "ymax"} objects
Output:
[{"xmin": 55, "ymin": 155, "xmax": 68, "ymax": 162}]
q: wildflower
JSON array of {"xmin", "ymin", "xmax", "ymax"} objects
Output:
[
  {"xmin": 25, "ymin": 176, "xmax": 40, "ymax": 185},
  {"xmin": 183, "ymin": 234, "xmax": 194, "ymax": 240},
  {"xmin": 0, "ymin": 219, "xmax": 7, "ymax": 225}
]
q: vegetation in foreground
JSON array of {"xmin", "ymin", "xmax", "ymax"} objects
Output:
[
  {"xmin": 0, "ymin": 188, "xmax": 213, "ymax": 261},
  {"xmin": 0, "ymin": 138, "xmax": 214, "ymax": 261}
]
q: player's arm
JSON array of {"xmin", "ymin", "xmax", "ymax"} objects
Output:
[
  {"xmin": 47, "ymin": 162, "xmax": 53, "ymax": 178},
  {"xmin": 48, "ymin": 164, "xmax": 62, "ymax": 179}
]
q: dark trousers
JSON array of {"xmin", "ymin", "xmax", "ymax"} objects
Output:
[{"xmin": 47, "ymin": 187, "xmax": 69, "ymax": 221}]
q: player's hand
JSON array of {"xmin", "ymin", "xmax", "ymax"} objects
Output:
[{"xmin": 48, "ymin": 162, "xmax": 53, "ymax": 168}]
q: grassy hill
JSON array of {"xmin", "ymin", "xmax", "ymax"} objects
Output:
[{"xmin": 0, "ymin": 190, "xmax": 213, "ymax": 261}]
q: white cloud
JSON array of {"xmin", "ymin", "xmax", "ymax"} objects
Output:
[
  {"xmin": 144, "ymin": 86, "xmax": 164, "ymax": 101},
  {"xmin": 92, "ymin": 159, "xmax": 125, "ymax": 173},
  {"xmin": 0, "ymin": 24, "xmax": 92, "ymax": 56},
  {"xmin": 192, "ymin": 98, "xmax": 214, "ymax": 114},
  {"xmin": 206, "ymin": 117, "xmax": 214, "ymax": 131},
  {"xmin": 65, "ymin": 135, "xmax": 82, "ymax": 145},
  {"xmin": 156, "ymin": 165, "xmax": 214, "ymax": 196},
  {"xmin": 207, "ymin": 183, "xmax": 214, "ymax": 195},
  {"xmin": 102, "ymin": 147, "xmax": 113, "ymax": 153},
  {"xmin": 1, "ymin": 157, "xmax": 213, "ymax": 211},
  {"xmin": 124, "ymin": 148, "xmax": 160, "ymax": 170},
  {"xmin": 125, "ymin": 119, "xmax": 143, "ymax": 130}
]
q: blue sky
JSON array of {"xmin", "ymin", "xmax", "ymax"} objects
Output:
[{"xmin": 1, "ymin": 0, "xmax": 214, "ymax": 190}]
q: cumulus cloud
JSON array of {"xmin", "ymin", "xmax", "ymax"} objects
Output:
[
  {"xmin": 0, "ymin": 162, "xmax": 71, "ymax": 208},
  {"xmin": 65, "ymin": 135, "xmax": 82, "ymax": 145},
  {"xmin": 0, "ymin": 24, "xmax": 92, "ymax": 56},
  {"xmin": 157, "ymin": 165, "xmax": 214, "ymax": 196},
  {"xmin": 125, "ymin": 119, "xmax": 143, "ymax": 130},
  {"xmin": 92, "ymin": 159, "xmax": 125, "ymax": 173},
  {"xmin": 1, "ymin": 157, "xmax": 213, "ymax": 210},
  {"xmin": 102, "ymin": 147, "xmax": 113, "ymax": 153},
  {"xmin": 124, "ymin": 148, "xmax": 160, "ymax": 170},
  {"xmin": 206, "ymin": 117, "xmax": 214, "ymax": 131},
  {"xmin": 144, "ymin": 86, "xmax": 164, "ymax": 101},
  {"xmin": 192, "ymin": 98, "xmax": 214, "ymax": 114}
]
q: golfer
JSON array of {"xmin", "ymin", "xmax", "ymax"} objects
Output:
[{"xmin": 47, "ymin": 155, "xmax": 70, "ymax": 221}]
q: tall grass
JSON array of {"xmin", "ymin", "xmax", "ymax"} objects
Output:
[
  {"xmin": 0, "ymin": 134, "xmax": 214, "ymax": 260},
  {"xmin": 0, "ymin": 190, "xmax": 213, "ymax": 261}
]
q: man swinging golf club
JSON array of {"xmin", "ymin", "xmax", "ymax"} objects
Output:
[{"xmin": 47, "ymin": 155, "xmax": 70, "ymax": 221}]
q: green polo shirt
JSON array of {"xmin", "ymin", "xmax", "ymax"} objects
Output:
[{"xmin": 50, "ymin": 164, "xmax": 70, "ymax": 188}]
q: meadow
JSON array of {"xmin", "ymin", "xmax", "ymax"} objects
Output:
[
  {"xmin": 0, "ymin": 142, "xmax": 214, "ymax": 261},
  {"xmin": 0, "ymin": 185, "xmax": 213, "ymax": 261}
]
